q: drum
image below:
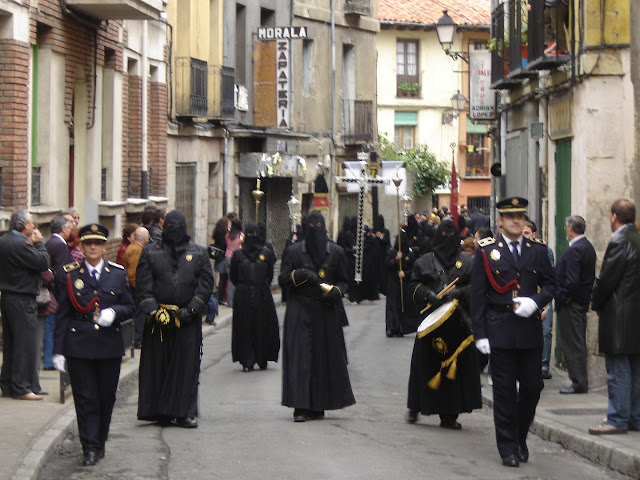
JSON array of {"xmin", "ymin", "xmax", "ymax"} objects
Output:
[{"xmin": 416, "ymin": 300, "xmax": 458, "ymax": 339}]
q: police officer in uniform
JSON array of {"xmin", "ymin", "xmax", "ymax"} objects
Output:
[
  {"xmin": 52, "ymin": 224, "xmax": 135, "ymax": 466},
  {"xmin": 470, "ymin": 197, "xmax": 555, "ymax": 467}
]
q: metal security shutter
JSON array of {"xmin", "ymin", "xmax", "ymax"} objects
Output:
[
  {"xmin": 176, "ymin": 164, "xmax": 196, "ymax": 238},
  {"xmin": 338, "ymin": 193, "xmax": 359, "ymax": 224}
]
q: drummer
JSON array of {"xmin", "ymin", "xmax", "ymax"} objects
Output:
[{"xmin": 405, "ymin": 220, "xmax": 482, "ymax": 429}]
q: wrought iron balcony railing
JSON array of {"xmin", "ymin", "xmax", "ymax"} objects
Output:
[
  {"xmin": 175, "ymin": 58, "xmax": 235, "ymax": 120},
  {"xmin": 342, "ymin": 99, "xmax": 373, "ymax": 145}
]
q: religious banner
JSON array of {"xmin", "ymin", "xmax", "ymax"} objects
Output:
[
  {"xmin": 313, "ymin": 193, "xmax": 329, "ymax": 210},
  {"xmin": 343, "ymin": 161, "xmax": 407, "ymax": 196}
]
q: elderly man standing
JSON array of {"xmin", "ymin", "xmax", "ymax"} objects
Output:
[
  {"xmin": 589, "ymin": 199, "xmax": 640, "ymax": 435},
  {"xmin": 0, "ymin": 209, "xmax": 50, "ymax": 400},
  {"xmin": 556, "ymin": 215, "xmax": 596, "ymax": 394}
]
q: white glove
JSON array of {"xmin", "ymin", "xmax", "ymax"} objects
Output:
[
  {"xmin": 476, "ymin": 338, "xmax": 491, "ymax": 355},
  {"xmin": 513, "ymin": 297, "xmax": 539, "ymax": 318},
  {"xmin": 53, "ymin": 354, "xmax": 66, "ymax": 373},
  {"xmin": 97, "ymin": 308, "xmax": 116, "ymax": 327}
]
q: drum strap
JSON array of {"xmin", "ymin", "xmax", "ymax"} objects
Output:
[{"xmin": 427, "ymin": 334, "xmax": 475, "ymax": 390}]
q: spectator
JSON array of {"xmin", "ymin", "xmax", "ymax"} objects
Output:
[
  {"xmin": 211, "ymin": 217, "xmax": 229, "ymax": 305},
  {"xmin": 589, "ymin": 199, "xmax": 640, "ymax": 435},
  {"xmin": 136, "ymin": 210, "xmax": 214, "ymax": 429},
  {"xmin": 123, "ymin": 226, "xmax": 150, "ymax": 348},
  {"xmin": 147, "ymin": 209, "xmax": 165, "ymax": 244},
  {"xmin": 0, "ymin": 209, "xmax": 50, "ymax": 400},
  {"xmin": 35, "ymin": 269, "xmax": 57, "ymax": 392},
  {"xmin": 556, "ymin": 215, "xmax": 596, "ymax": 394},
  {"xmin": 116, "ymin": 223, "xmax": 138, "ymax": 265},
  {"xmin": 68, "ymin": 207, "xmax": 80, "ymax": 227},
  {"xmin": 67, "ymin": 227, "xmax": 86, "ymax": 263}
]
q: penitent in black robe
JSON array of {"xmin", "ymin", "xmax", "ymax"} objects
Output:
[
  {"xmin": 278, "ymin": 240, "xmax": 355, "ymax": 411},
  {"xmin": 229, "ymin": 246, "xmax": 280, "ymax": 369},
  {"xmin": 406, "ymin": 251, "xmax": 482, "ymax": 416},
  {"xmin": 135, "ymin": 241, "xmax": 214, "ymax": 421},
  {"xmin": 384, "ymin": 246, "xmax": 418, "ymax": 336}
]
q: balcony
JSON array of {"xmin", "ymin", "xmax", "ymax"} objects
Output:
[
  {"xmin": 175, "ymin": 58, "xmax": 235, "ymax": 120},
  {"xmin": 342, "ymin": 99, "xmax": 373, "ymax": 145},
  {"xmin": 490, "ymin": 0, "xmax": 569, "ymax": 90},
  {"xmin": 344, "ymin": 0, "xmax": 370, "ymax": 16},
  {"xmin": 65, "ymin": 0, "xmax": 163, "ymax": 20}
]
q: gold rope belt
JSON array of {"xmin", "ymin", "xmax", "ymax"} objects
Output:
[{"xmin": 427, "ymin": 334, "xmax": 475, "ymax": 390}]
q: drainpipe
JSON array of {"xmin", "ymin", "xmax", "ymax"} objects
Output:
[
  {"xmin": 328, "ymin": 0, "xmax": 336, "ymax": 237},
  {"xmin": 141, "ymin": 20, "xmax": 149, "ymax": 198}
]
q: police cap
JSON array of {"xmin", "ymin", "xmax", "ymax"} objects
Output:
[
  {"xmin": 79, "ymin": 223, "xmax": 109, "ymax": 242},
  {"xmin": 496, "ymin": 197, "xmax": 528, "ymax": 214}
]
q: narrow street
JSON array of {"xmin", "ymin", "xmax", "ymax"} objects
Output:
[{"xmin": 39, "ymin": 300, "xmax": 628, "ymax": 480}]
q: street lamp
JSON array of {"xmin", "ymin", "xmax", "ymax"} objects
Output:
[
  {"xmin": 436, "ymin": 10, "xmax": 469, "ymax": 63},
  {"xmin": 442, "ymin": 90, "xmax": 469, "ymax": 124},
  {"xmin": 287, "ymin": 194, "xmax": 300, "ymax": 232}
]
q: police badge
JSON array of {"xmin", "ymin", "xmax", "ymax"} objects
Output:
[{"xmin": 490, "ymin": 249, "xmax": 501, "ymax": 261}]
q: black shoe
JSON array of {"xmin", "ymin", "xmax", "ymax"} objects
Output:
[
  {"xmin": 258, "ymin": 362, "xmax": 267, "ymax": 370},
  {"xmin": 501, "ymin": 454, "xmax": 519, "ymax": 467},
  {"xmin": 308, "ymin": 410, "xmax": 325, "ymax": 420},
  {"xmin": 440, "ymin": 420, "xmax": 462, "ymax": 430},
  {"xmin": 517, "ymin": 443, "xmax": 529, "ymax": 463},
  {"xmin": 97, "ymin": 448, "xmax": 105, "ymax": 459},
  {"xmin": 406, "ymin": 410, "xmax": 418, "ymax": 424},
  {"xmin": 293, "ymin": 409, "xmax": 308, "ymax": 422},
  {"xmin": 242, "ymin": 364, "xmax": 254, "ymax": 372},
  {"xmin": 176, "ymin": 417, "xmax": 198, "ymax": 428},
  {"xmin": 541, "ymin": 369, "xmax": 552, "ymax": 379},
  {"xmin": 82, "ymin": 451, "xmax": 99, "ymax": 466},
  {"xmin": 386, "ymin": 331, "xmax": 394, "ymax": 337},
  {"xmin": 560, "ymin": 385, "xmax": 587, "ymax": 394},
  {"xmin": 156, "ymin": 415, "xmax": 173, "ymax": 426}
]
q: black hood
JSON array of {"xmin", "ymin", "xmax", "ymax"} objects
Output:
[
  {"xmin": 431, "ymin": 220, "xmax": 461, "ymax": 268},
  {"xmin": 305, "ymin": 210, "xmax": 328, "ymax": 265},
  {"xmin": 162, "ymin": 210, "xmax": 190, "ymax": 246}
]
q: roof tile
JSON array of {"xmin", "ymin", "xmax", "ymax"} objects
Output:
[{"xmin": 379, "ymin": 0, "xmax": 491, "ymax": 27}]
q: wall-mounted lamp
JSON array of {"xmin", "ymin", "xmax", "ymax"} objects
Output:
[
  {"xmin": 441, "ymin": 90, "xmax": 469, "ymax": 125},
  {"xmin": 436, "ymin": 10, "xmax": 469, "ymax": 64}
]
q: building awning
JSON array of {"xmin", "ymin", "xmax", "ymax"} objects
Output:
[
  {"xmin": 395, "ymin": 111, "xmax": 417, "ymax": 126},
  {"xmin": 466, "ymin": 118, "xmax": 488, "ymax": 134}
]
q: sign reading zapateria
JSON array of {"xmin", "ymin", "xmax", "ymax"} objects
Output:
[{"xmin": 258, "ymin": 26, "xmax": 308, "ymax": 40}]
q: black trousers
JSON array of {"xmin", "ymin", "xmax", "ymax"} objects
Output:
[
  {"xmin": 67, "ymin": 357, "xmax": 121, "ymax": 454},
  {"xmin": 557, "ymin": 301, "xmax": 589, "ymax": 390},
  {"xmin": 0, "ymin": 293, "xmax": 38, "ymax": 397},
  {"xmin": 490, "ymin": 347, "xmax": 543, "ymax": 458}
]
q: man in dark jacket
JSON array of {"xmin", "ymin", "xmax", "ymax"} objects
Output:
[
  {"xmin": 0, "ymin": 210, "xmax": 50, "ymax": 400},
  {"xmin": 278, "ymin": 210, "xmax": 355, "ymax": 422},
  {"xmin": 555, "ymin": 215, "xmax": 596, "ymax": 394},
  {"xmin": 589, "ymin": 199, "xmax": 640, "ymax": 435},
  {"xmin": 136, "ymin": 210, "xmax": 214, "ymax": 429}
]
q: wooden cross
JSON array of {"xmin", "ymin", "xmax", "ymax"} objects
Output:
[{"xmin": 336, "ymin": 153, "xmax": 389, "ymax": 282}]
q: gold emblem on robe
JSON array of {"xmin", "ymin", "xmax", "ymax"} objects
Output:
[
  {"xmin": 490, "ymin": 249, "xmax": 501, "ymax": 261},
  {"xmin": 455, "ymin": 261, "xmax": 462, "ymax": 269},
  {"xmin": 259, "ymin": 254, "xmax": 265, "ymax": 261},
  {"xmin": 432, "ymin": 337, "xmax": 448, "ymax": 355},
  {"xmin": 74, "ymin": 279, "xmax": 84, "ymax": 290},
  {"xmin": 186, "ymin": 254, "xmax": 193, "ymax": 262},
  {"xmin": 318, "ymin": 268, "xmax": 326, "ymax": 278}
]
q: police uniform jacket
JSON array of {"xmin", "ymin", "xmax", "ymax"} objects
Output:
[
  {"xmin": 591, "ymin": 223, "xmax": 640, "ymax": 354},
  {"xmin": 470, "ymin": 236, "xmax": 556, "ymax": 350},
  {"xmin": 53, "ymin": 261, "xmax": 135, "ymax": 359}
]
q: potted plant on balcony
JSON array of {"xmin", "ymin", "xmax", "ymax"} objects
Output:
[
  {"xmin": 521, "ymin": 20, "xmax": 528, "ymax": 66},
  {"xmin": 398, "ymin": 82, "xmax": 421, "ymax": 98},
  {"xmin": 487, "ymin": 36, "xmax": 510, "ymax": 75}
]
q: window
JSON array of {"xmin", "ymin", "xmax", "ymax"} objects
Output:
[
  {"xmin": 396, "ymin": 39, "xmax": 419, "ymax": 96},
  {"xmin": 302, "ymin": 39, "xmax": 314, "ymax": 93},
  {"xmin": 465, "ymin": 133, "xmax": 489, "ymax": 176},
  {"xmin": 190, "ymin": 58, "xmax": 208, "ymax": 117},
  {"xmin": 394, "ymin": 126, "xmax": 415, "ymax": 150}
]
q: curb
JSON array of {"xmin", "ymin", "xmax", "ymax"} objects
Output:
[
  {"xmin": 15, "ymin": 309, "xmax": 233, "ymax": 480},
  {"xmin": 480, "ymin": 378, "xmax": 640, "ymax": 478}
]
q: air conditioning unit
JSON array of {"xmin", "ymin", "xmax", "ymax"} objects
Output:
[{"xmin": 235, "ymin": 85, "xmax": 248, "ymax": 111}]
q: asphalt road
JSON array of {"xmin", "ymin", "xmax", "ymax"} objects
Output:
[{"xmin": 39, "ymin": 299, "xmax": 630, "ymax": 480}]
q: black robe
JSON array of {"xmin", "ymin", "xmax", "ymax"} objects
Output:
[
  {"xmin": 350, "ymin": 233, "xmax": 380, "ymax": 303},
  {"xmin": 278, "ymin": 241, "xmax": 355, "ymax": 411},
  {"xmin": 337, "ymin": 226, "xmax": 357, "ymax": 303},
  {"xmin": 384, "ymin": 247, "xmax": 418, "ymax": 336},
  {"xmin": 406, "ymin": 252, "xmax": 482, "ymax": 415},
  {"xmin": 135, "ymin": 241, "xmax": 214, "ymax": 421},
  {"xmin": 229, "ymin": 246, "xmax": 280, "ymax": 368}
]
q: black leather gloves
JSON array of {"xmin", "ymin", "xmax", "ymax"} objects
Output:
[
  {"xmin": 323, "ymin": 286, "xmax": 342, "ymax": 303},
  {"xmin": 176, "ymin": 307, "xmax": 195, "ymax": 324},
  {"xmin": 293, "ymin": 268, "xmax": 321, "ymax": 286}
]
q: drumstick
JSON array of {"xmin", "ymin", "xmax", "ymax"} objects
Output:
[{"xmin": 420, "ymin": 277, "xmax": 459, "ymax": 314}]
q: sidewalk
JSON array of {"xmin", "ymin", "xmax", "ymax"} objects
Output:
[
  {"xmin": 2, "ymin": 309, "xmax": 640, "ymax": 479},
  {"xmin": 0, "ymin": 305, "xmax": 234, "ymax": 480},
  {"xmin": 481, "ymin": 368, "xmax": 640, "ymax": 478}
]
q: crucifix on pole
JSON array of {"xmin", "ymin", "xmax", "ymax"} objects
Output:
[{"xmin": 336, "ymin": 152, "xmax": 389, "ymax": 282}]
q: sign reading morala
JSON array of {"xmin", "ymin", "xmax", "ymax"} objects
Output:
[{"xmin": 258, "ymin": 26, "xmax": 308, "ymax": 40}]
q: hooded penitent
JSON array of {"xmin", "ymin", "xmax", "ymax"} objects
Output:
[
  {"xmin": 162, "ymin": 210, "xmax": 190, "ymax": 246},
  {"xmin": 305, "ymin": 211, "xmax": 328, "ymax": 265},
  {"xmin": 243, "ymin": 221, "xmax": 263, "ymax": 261},
  {"xmin": 431, "ymin": 219, "xmax": 461, "ymax": 268}
]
